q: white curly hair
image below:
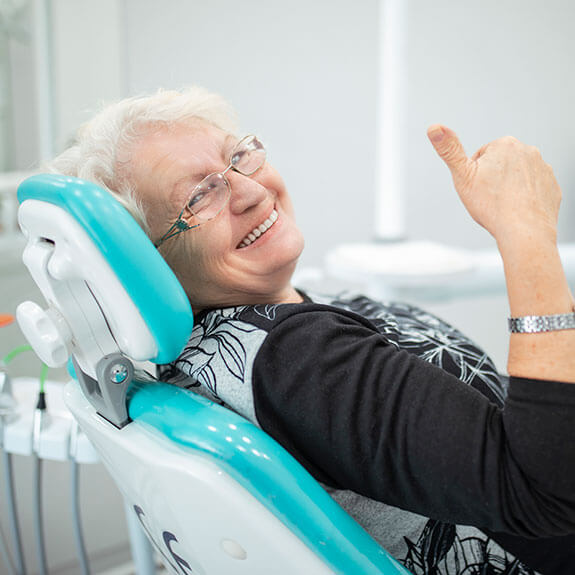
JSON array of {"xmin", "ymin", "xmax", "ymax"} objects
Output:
[{"xmin": 46, "ymin": 86, "xmax": 238, "ymax": 235}]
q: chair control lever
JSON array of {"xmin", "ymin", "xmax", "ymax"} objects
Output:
[{"xmin": 74, "ymin": 354, "xmax": 133, "ymax": 429}]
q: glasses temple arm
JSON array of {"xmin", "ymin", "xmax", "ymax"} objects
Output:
[{"xmin": 154, "ymin": 216, "xmax": 200, "ymax": 248}]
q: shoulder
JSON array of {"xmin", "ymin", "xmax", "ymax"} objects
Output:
[
  {"xmin": 165, "ymin": 301, "xmax": 371, "ymax": 421},
  {"xmin": 230, "ymin": 297, "xmax": 381, "ymax": 333}
]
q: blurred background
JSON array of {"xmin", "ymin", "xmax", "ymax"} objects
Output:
[{"xmin": 1, "ymin": 0, "xmax": 574, "ymax": 572}]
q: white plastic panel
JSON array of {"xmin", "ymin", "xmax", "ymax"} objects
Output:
[
  {"xmin": 65, "ymin": 382, "xmax": 335, "ymax": 575},
  {"xmin": 18, "ymin": 200, "xmax": 157, "ymax": 376}
]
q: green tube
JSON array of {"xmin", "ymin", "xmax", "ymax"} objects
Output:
[
  {"xmin": 2, "ymin": 345, "xmax": 33, "ymax": 365},
  {"xmin": 2, "ymin": 346, "xmax": 50, "ymax": 393},
  {"xmin": 39, "ymin": 363, "xmax": 49, "ymax": 394}
]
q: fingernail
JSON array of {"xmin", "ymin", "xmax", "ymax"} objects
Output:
[{"xmin": 428, "ymin": 126, "xmax": 445, "ymax": 143}]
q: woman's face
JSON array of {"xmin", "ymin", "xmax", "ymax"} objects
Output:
[{"xmin": 128, "ymin": 120, "xmax": 305, "ymax": 309}]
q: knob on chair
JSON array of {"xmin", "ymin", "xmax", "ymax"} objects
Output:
[{"xmin": 17, "ymin": 301, "xmax": 72, "ymax": 367}]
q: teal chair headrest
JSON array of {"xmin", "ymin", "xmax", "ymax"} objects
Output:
[{"xmin": 17, "ymin": 174, "xmax": 194, "ymax": 364}]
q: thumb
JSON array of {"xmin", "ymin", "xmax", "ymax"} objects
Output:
[{"xmin": 427, "ymin": 124, "xmax": 473, "ymax": 185}]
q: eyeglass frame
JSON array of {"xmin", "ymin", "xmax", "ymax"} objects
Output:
[{"xmin": 154, "ymin": 134, "xmax": 266, "ymax": 248}]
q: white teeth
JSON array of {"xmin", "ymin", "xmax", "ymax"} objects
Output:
[{"xmin": 238, "ymin": 209, "xmax": 278, "ymax": 248}]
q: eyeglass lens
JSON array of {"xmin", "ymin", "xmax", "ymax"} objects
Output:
[
  {"xmin": 230, "ymin": 135, "xmax": 266, "ymax": 175},
  {"xmin": 186, "ymin": 172, "xmax": 229, "ymax": 221},
  {"xmin": 186, "ymin": 136, "xmax": 266, "ymax": 222}
]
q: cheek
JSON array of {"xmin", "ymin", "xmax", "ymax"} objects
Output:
[
  {"xmin": 283, "ymin": 224, "xmax": 305, "ymax": 260},
  {"xmin": 166, "ymin": 246, "xmax": 212, "ymax": 304},
  {"xmin": 160, "ymin": 230, "xmax": 203, "ymax": 279},
  {"xmin": 263, "ymin": 167, "xmax": 291, "ymax": 203},
  {"xmin": 144, "ymin": 202, "xmax": 170, "ymax": 241},
  {"xmin": 280, "ymin": 193, "xmax": 296, "ymax": 219},
  {"xmin": 165, "ymin": 223, "xmax": 231, "ymax": 289}
]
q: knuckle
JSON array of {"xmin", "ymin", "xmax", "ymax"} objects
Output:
[
  {"xmin": 528, "ymin": 144, "xmax": 542, "ymax": 157},
  {"xmin": 492, "ymin": 135, "xmax": 519, "ymax": 150}
]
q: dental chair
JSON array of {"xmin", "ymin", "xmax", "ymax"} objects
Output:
[{"xmin": 15, "ymin": 174, "xmax": 411, "ymax": 575}]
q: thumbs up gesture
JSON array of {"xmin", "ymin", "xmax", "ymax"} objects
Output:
[{"xmin": 427, "ymin": 125, "xmax": 561, "ymax": 248}]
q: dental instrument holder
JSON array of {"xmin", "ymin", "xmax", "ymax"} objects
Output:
[
  {"xmin": 73, "ymin": 354, "xmax": 133, "ymax": 429},
  {"xmin": 0, "ymin": 368, "xmax": 12, "ymax": 400},
  {"xmin": 0, "ymin": 369, "xmax": 14, "ymax": 436}
]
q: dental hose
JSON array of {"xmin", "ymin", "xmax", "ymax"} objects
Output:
[
  {"xmin": 33, "ymin": 453, "xmax": 48, "ymax": 575},
  {"xmin": 2, "ymin": 345, "xmax": 33, "ymax": 365},
  {"xmin": 33, "ymin": 363, "xmax": 49, "ymax": 575},
  {"xmin": 0, "ymin": 522, "xmax": 18, "ymax": 575},
  {"xmin": 71, "ymin": 458, "xmax": 90, "ymax": 575},
  {"xmin": 2, "ymin": 344, "xmax": 49, "ymax": 575},
  {"xmin": 36, "ymin": 362, "xmax": 91, "ymax": 575},
  {"xmin": 2, "ymin": 338, "xmax": 91, "ymax": 574},
  {"xmin": 1, "ymin": 451, "xmax": 24, "ymax": 575},
  {"xmin": 1, "ymin": 344, "xmax": 32, "ymax": 575}
]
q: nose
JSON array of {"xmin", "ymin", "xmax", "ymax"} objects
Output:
[{"xmin": 227, "ymin": 170, "xmax": 268, "ymax": 215}]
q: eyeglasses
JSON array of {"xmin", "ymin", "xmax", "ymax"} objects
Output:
[{"xmin": 155, "ymin": 134, "xmax": 266, "ymax": 247}]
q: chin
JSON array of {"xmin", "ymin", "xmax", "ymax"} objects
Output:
[{"xmin": 264, "ymin": 235, "xmax": 304, "ymax": 279}]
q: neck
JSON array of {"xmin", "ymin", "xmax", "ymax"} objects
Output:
[
  {"xmin": 277, "ymin": 284, "xmax": 305, "ymax": 304},
  {"xmin": 191, "ymin": 284, "xmax": 304, "ymax": 314}
]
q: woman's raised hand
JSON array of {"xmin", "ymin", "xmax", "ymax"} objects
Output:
[
  {"xmin": 427, "ymin": 125, "xmax": 561, "ymax": 248},
  {"xmin": 428, "ymin": 125, "xmax": 574, "ymax": 382}
]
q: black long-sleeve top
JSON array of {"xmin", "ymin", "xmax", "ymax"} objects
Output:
[{"xmin": 164, "ymin": 292, "xmax": 575, "ymax": 573}]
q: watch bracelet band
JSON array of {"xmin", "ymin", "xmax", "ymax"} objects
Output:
[{"xmin": 508, "ymin": 311, "xmax": 575, "ymax": 333}]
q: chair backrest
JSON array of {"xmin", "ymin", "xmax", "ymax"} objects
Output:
[{"xmin": 17, "ymin": 174, "xmax": 411, "ymax": 574}]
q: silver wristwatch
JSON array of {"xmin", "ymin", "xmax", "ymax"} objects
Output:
[{"xmin": 508, "ymin": 312, "xmax": 575, "ymax": 333}]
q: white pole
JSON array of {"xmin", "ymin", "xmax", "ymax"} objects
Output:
[
  {"xmin": 32, "ymin": 0, "xmax": 55, "ymax": 162},
  {"xmin": 374, "ymin": 0, "xmax": 408, "ymax": 241}
]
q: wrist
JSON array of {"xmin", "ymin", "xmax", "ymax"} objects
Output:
[
  {"xmin": 496, "ymin": 227, "xmax": 558, "ymax": 260},
  {"xmin": 500, "ymin": 234, "xmax": 572, "ymax": 318}
]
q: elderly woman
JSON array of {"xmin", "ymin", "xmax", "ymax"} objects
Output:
[{"xmin": 49, "ymin": 87, "xmax": 575, "ymax": 574}]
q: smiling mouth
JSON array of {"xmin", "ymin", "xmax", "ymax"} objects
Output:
[{"xmin": 237, "ymin": 209, "xmax": 278, "ymax": 248}]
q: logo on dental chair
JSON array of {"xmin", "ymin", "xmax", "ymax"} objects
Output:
[{"xmin": 134, "ymin": 505, "xmax": 195, "ymax": 574}]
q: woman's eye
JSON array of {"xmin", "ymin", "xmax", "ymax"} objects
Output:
[
  {"xmin": 231, "ymin": 150, "xmax": 245, "ymax": 165},
  {"xmin": 188, "ymin": 191, "xmax": 207, "ymax": 209}
]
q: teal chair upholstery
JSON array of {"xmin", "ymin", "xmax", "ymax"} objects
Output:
[{"xmin": 16, "ymin": 174, "xmax": 411, "ymax": 575}]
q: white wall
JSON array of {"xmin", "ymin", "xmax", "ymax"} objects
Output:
[
  {"xmin": 2, "ymin": 0, "xmax": 575, "ymax": 572},
  {"xmin": 5, "ymin": 2, "xmax": 37, "ymax": 170},
  {"xmin": 121, "ymin": 0, "xmax": 575, "ymax": 265},
  {"xmin": 122, "ymin": 0, "xmax": 380, "ymax": 269},
  {"xmin": 406, "ymin": 0, "xmax": 575, "ymax": 248}
]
